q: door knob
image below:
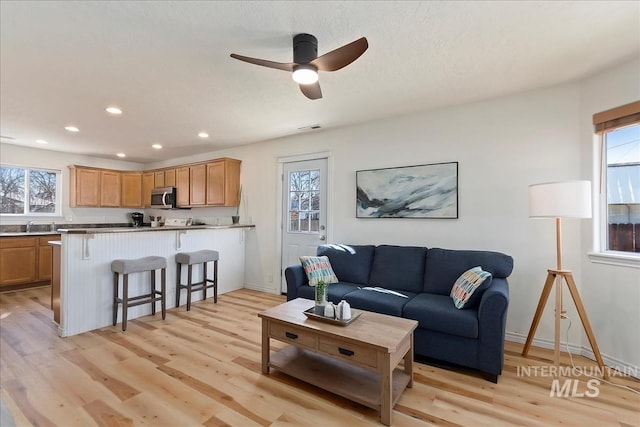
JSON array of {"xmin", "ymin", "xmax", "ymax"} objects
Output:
[{"xmin": 319, "ymin": 235, "xmax": 326, "ymax": 241}]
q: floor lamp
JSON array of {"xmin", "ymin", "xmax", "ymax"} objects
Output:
[{"xmin": 522, "ymin": 180, "xmax": 608, "ymax": 379}]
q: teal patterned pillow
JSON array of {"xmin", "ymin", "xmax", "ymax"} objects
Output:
[
  {"xmin": 450, "ymin": 266, "xmax": 492, "ymax": 309},
  {"xmin": 300, "ymin": 256, "xmax": 339, "ymax": 286}
]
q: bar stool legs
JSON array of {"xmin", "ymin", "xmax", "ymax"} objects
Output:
[
  {"xmin": 176, "ymin": 250, "xmax": 219, "ymax": 311},
  {"xmin": 111, "ymin": 256, "xmax": 167, "ymax": 331}
]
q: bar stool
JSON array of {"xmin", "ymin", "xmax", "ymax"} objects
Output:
[
  {"xmin": 111, "ymin": 256, "xmax": 167, "ymax": 331},
  {"xmin": 175, "ymin": 250, "xmax": 219, "ymax": 310}
]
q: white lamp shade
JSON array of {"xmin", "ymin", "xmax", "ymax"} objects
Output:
[{"xmin": 529, "ymin": 180, "xmax": 592, "ymax": 218}]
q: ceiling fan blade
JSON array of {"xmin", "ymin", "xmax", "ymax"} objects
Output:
[
  {"xmin": 230, "ymin": 53, "xmax": 294, "ymax": 71},
  {"xmin": 311, "ymin": 37, "xmax": 368, "ymax": 72},
  {"xmin": 299, "ymin": 82, "xmax": 322, "ymax": 100}
]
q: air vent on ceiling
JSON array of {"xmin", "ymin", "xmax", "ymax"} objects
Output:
[{"xmin": 297, "ymin": 124, "xmax": 321, "ymax": 131}]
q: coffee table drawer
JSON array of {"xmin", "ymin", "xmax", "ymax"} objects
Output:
[
  {"xmin": 270, "ymin": 322, "xmax": 317, "ymax": 349},
  {"xmin": 318, "ymin": 337, "xmax": 378, "ymax": 369}
]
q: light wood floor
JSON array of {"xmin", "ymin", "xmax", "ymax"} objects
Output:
[{"xmin": 1, "ymin": 287, "xmax": 638, "ymax": 427}]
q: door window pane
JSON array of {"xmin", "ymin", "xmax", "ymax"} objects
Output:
[{"xmin": 288, "ymin": 168, "xmax": 320, "ymax": 233}]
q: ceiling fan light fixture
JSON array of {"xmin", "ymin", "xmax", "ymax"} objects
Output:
[{"xmin": 292, "ymin": 65, "xmax": 318, "ymax": 85}]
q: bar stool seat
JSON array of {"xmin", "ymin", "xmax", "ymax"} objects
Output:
[
  {"xmin": 176, "ymin": 250, "xmax": 219, "ymax": 310},
  {"xmin": 112, "ymin": 256, "xmax": 167, "ymax": 331}
]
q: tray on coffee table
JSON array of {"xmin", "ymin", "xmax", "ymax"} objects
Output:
[{"xmin": 303, "ymin": 307, "xmax": 361, "ymax": 326}]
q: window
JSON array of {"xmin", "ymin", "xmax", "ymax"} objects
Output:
[
  {"xmin": 0, "ymin": 165, "xmax": 61, "ymax": 215},
  {"xmin": 287, "ymin": 169, "xmax": 320, "ymax": 232},
  {"xmin": 593, "ymin": 101, "xmax": 640, "ymax": 256}
]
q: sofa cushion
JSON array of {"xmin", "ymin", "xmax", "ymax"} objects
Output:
[
  {"xmin": 317, "ymin": 244, "xmax": 375, "ymax": 285},
  {"xmin": 342, "ymin": 288, "xmax": 417, "ymax": 317},
  {"xmin": 403, "ymin": 293, "xmax": 478, "ymax": 338},
  {"xmin": 327, "ymin": 282, "xmax": 362, "ymax": 304},
  {"xmin": 299, "ymin": 256, "xmax": 339, "ymax": 286},
  {"xmin": 369, "ymin": 245, "xmax": 427, "ymax": 293},
  {"xmin": 450, "ymin": 266, "xmax": 492, "ymax": 309},
  {"xmin": 424, "ymin": 248, "xmax": 514, "ymax": 295}
]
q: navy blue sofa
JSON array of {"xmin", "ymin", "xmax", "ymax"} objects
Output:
[{"xmin": 285, "ymin": 244, "xmax": 514, "ymax": 382}]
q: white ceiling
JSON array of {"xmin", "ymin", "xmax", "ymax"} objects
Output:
[{"xmin": 1, "ymin": 1, "xmax": 638, "ymax": 164}]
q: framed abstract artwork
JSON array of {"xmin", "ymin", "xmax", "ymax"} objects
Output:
[{"xmin": 356, "ymin": 162, "xmax": 458, "ymax": 218}]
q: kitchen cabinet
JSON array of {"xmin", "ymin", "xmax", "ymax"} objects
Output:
[
  {"xmin": 154, "ymin": 171, "xmax": 165, "ymax": 188},
  {"xmin": 100, "ymin": 170, "xmax": 121, "ymax": 207},
  {"xmin": 0, "ymin": 235, "xmax": 60, "ymax": 289},
  {"xmin": 69, "ymin": 157, "xmax": 240, "ymax": 209},
  {"xmin": 164, "ymin": 169, "xmax": 176, "ymax": 187},
  {"xmin": 122, "ymin": 172, "xmax": 143, "ymax": 207},
  {"xmin": 189, "ymin": 164, "xmax": 207, "ymax": 206},
  {"xmin": 38, "ymin": 236, "xmax": 60, "ymax": 281},
  {"xmin": 69, "ymin": 166, "xmax": 100, "ymax": 207},
  {"xmin": 206, "ymin": 158, "xmax": 241, "ymax": 206},
  {"xmin": 176, "ymin": 167, "xmax": 190, "ymax": 207},
  {"xmin": 142, "ymin": 172, "xmax": 154, "ymax": 208}
]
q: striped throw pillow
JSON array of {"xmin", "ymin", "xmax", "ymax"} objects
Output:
[
  {"xmin": 450, "ymin": 266, "xmax": 492, "ymax": 309},
  {"xmin": 300, "ymin": 256, "xmax": 339, "ymax": 286}
]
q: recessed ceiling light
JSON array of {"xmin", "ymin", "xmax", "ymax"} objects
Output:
[
  {"xmin": 116, "ymin": 153, "xmax": 126, "ymax": 158},
  {"xmin": 106, "ymin": 106, "xmax": 123, "ymax": 115},
  {"xmin": 198, "ymin": 132, "xmax": 209, "ymax": 138},
  {"xmin": 152, "ymin": 144, "xmax": 162, "ymax": 149},
  {"xmin": 36, "ymin": 139, "xmax": 48, "ymax": 145},
  {"xmin": 65, "ymin": 126, "xmax": 79, "ymax": 132}
]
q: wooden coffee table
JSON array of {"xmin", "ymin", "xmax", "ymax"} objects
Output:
[{"xmin": 259, "ymin": 298, "xmax": 418, "ymax": 425}]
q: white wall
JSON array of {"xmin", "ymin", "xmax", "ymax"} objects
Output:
[
  {"xmin": 3, "ymin": 59, "xmax": 637, "ymax": 372},
  {"xmin": 146, "ymin": 60, "xmax": 640, "ymax": 371},
  {"xmin": 579, "ymin": 59, "xmax": 640, "ymax": 372},
  {"xmin": 0, "ymin": 143, "xmax": 144, "ymax": 226}
]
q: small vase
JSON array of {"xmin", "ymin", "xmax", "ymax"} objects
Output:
[
  {"xmin": 314, "ymin": 281, "xmax": 327, "ymax": 315},
  {"xmin": 231, "ymin": 215, "xmax": 240, "ymax": 224}
]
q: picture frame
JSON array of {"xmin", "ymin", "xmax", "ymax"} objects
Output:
[{"xmin": 356, "ymin": 161, "xmax": 458, "ymax": 219}]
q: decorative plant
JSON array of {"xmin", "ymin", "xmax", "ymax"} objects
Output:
[{"xmin": 235, "ymin": 185, "xmax": 243, "ymax": 216}]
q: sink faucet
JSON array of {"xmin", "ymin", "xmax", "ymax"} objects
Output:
[{"xmin": 26, "ymin": 220, "xmax": 33, "ymax": 232}]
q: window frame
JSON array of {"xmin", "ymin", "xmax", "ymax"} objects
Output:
[
  {"xmin": 0, "ymin": 163, "xmax": 63, "ymax": 217},
  {"xmin": 589, "ymin": 101, "xmax": 640, "ymax": 268}
]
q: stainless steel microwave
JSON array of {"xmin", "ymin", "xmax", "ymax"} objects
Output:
[{"xmin": 150, "ymin": 186, "xmax": 177, "ymax": 209}]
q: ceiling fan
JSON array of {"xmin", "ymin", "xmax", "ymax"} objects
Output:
[{"xmin": 230, "ymin": 33, "xmax": 368, "ymax": 100}]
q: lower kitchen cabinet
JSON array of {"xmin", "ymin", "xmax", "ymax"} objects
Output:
[{"xmin": 0, "ymin": 235, "xmax": 61, "ymax": 290}]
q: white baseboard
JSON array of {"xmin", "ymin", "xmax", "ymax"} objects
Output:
[{"xmin": 506, "ymin": 331, "xmax": 639, "ymax": 379}]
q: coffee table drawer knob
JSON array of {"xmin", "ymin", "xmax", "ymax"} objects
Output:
[
  {"xmin": 338, "ymin": 347, "xmax": 354, "ymax": 356},
  {"xmin": 285, "ymin": 332, "xmax": 298, "ymax": 340}
]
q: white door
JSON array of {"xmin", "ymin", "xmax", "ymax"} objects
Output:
[{"xmin": 281, "ymin": 158, "xmax": 328, "ymax": 292}]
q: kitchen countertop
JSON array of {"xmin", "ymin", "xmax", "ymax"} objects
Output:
[
  {"xmin": 0, "ymin": 231, "xmax": 62, "ymax": 237},
  {"xmin": 57, "ymin": 223, "xmax": 255, "ymax": 234}
]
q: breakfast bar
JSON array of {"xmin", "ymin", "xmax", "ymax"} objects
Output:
[{"xmin": 56, "ymin": 224, "xmax": 253, "ymax": 337}]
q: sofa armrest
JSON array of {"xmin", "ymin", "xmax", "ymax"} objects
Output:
[
  {"xmin": 285, "ymin": 265, "xmax": 308, "ymax": 301},
  {"xmin": 477, "ymin": 278, "xmax": 509, "ymax": 376}
]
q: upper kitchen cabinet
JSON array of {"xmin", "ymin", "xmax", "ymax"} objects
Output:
[
  {"xmin": 176, "ymin": 167, "xmax": 190, "ymax": 207},
  {"xmin": 142, "ymin": 172, "xmax": 154, "ymax": 208},
  {"xmin": 69, "ymin": 166, "xmax": 100, "ymax": 207},
  {"xmin": 164, "ymin": 169, "xmax": 176, "ymax": 187},
  {"xmin": 154, "ymin": 171, "xmax": 165, "ymax": 188},
  {"xmin": 100, "ymin": 170, "xmax": 121, "ymax": 207},
  {"xmin": 121, "ymin": 172, "xmax": 143, "ymax": 207},
  {"xmin": 206, "ymin": 158, "xmax": 241, "ymax": 206},
  {"xmin": 189, "ymin": 164, "xmax": 207, "ymax": 206}
]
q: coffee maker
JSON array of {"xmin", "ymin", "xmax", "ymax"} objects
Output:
[{"xmin": 131, "ymin": 212, "xmax": 144, "ymax": 227}]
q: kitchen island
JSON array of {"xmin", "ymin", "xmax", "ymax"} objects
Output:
[{"xmin": 56, "ymin": 224, "xmax": 253, "ymax": 337}]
